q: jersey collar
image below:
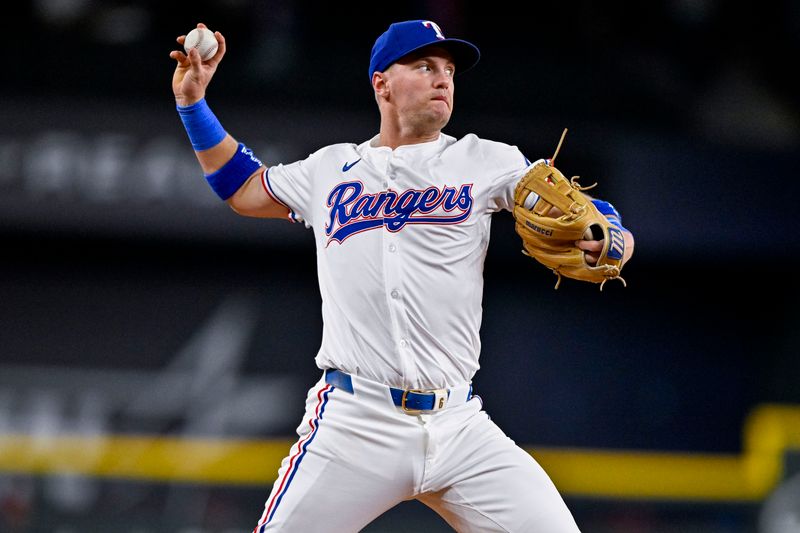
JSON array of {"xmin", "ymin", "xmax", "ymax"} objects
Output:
[{"xmin": 361, "ymin": 133, "xmax": 449, "ymax": 156}]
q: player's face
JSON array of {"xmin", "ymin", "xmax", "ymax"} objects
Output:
[{"xmin": 386, "ymin": 47, "xmax": 455, "ymax": 133}]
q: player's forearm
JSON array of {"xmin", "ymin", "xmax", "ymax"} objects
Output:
[
  {"xmin": 175, "ymin": 99, "xmax": 247, "ymax": 174},
  {"xmin": 195, "ymin": 135, "xmax": 273, "ymax": 211},
  {"xmin": 195, "ymin": 134, "xmax": 239, "ymax": 174},
  {"xmin": 621, "ymin": 229, "xmax": 635, "ymax": 266},
  {"xmin": 176, "ymin": 98, "xmax": 265, "ymax": 203}
]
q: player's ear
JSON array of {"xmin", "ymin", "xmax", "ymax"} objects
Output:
[{"xmin": 373, "ymin": 72, "xmax": 389, "ymax": 97}]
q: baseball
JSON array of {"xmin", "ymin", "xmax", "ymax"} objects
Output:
[
  {"xmin": 184, "ymin": 27, "xmax": 218, "ymax": 61},
  {"xmin": 523, "ymin": 192, "xmax": 539, "ymax": 210}
]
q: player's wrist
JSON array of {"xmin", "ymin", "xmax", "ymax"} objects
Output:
[
  {"xmin": 590, "ymin": 199, "xmax": 627, "ymax": 231},
  {"xmin": 176, "ymin": 97, "xmax": 226, "ymax": 151},
  {"xmin": 205, "ymin": 143, "xmax": 264, "ymax": 200},
  {"xmin": 174, "ymin": 94, "xmax": 204, "ymax": 107}
]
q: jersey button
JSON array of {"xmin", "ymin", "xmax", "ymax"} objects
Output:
[
  {"xmin": 388, "ymin": 244, "xmax": 397, "ymax": 253},
  {"xmin": 399, "ymin": 339, "xmax": 408, "ymax": 348},
  {"xmin": 390, "ymin": 289, "xmax": 400, "ymax": 299}
]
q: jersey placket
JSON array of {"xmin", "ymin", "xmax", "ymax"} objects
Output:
[{"xmin": 381, "ymin": 152, "xmax": 415, "ymax": 387}]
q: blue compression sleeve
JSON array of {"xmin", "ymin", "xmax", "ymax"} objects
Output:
[
  {"xmin": 176, "ymin": 98, "xmax": 227, "ymax": 151},
  {"xmin": 591, "ymin": 199, "xmax": 627, "ymax": 231},
  {"xmin": 205, "ymin": 143, "xmax": 263, "ymax": 200}
]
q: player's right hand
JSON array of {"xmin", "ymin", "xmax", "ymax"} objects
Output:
[{"xmin": 169, "ymin": 23, "xmax": 226, "ymax": 107}]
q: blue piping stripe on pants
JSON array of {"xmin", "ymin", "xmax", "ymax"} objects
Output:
[{"xmin": 255, "ymin": 384, "xmax": 334, "ymax": 532}]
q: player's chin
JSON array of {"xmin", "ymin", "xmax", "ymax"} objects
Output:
[
  {"xmin": 428, "ymin": 107, "xmax": 452, "ymax": 129},
  {"xmin": 432, "ymin": 99, "xmax": 452, "ymax": 116}
]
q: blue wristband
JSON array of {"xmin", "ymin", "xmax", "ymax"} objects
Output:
[
  {"xmin": 205, "ymin": 143, "xmax": 264, "ymax": 200},
  {"xmin": 591, "ymin": 199, "xmax": 626, "ymax": 231},
  {"xmin": 176, "ymin": 98, "xmax": 227, "ymax": 151}
]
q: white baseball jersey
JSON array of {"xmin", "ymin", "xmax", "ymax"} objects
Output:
[
  {"xmin": 262, "ymin": 133, "xmax": 536, "ymax": 390},
  {"xmin": 253, "ymin": 133, "xmax": 581, "ymax": 533}
]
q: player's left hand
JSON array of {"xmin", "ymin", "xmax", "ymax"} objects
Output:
[
  {"xmin": 576, "ymin": 239, "xmax": 603, "ymax": 265},
  {"xmin": 548, "ymin": 206, "xmax": 606, "ymax": 265}
]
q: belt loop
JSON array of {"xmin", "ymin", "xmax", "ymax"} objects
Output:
[{"xmin": 324, "ymin": 369, "xmax": 354, "ymax": 394}]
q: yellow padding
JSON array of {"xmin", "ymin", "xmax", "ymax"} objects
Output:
[
  {"xmin": 527, "ymin": 403, "xmax": 800, "ymax": 501},
  {"xmin": 528, "ymin": 448, "xmax": 762, "ymax": 501},
  {"xmin": 0, "ymin": 403, "xmax": 798, "ymax": 500},
  {"xmin": 0, "ymin": 435, "xmax": 289, "ymax": 484}
]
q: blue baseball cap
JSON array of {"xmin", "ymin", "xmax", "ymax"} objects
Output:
[{"xmin": 369, "ymin": 20, "xmax": 480, "ymax": 80}]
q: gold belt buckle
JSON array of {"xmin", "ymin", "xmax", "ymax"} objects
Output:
[
  {"xmin": 401, "ymin": 389, "xmax": 449, "ymax": 413},
  {"xmin": 401, "ymin": 389, "xmax": 425, "ymax": 414}
]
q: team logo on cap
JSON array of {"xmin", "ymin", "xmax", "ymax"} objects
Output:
[
  {"xmin": 422, "ymin": 21, "xmax": 445, "ymax": 39},
  {"xmin": 325, "ymin": 180, "xmax": 473, "ymax": 245}
]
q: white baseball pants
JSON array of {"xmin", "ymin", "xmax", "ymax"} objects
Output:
[{"xmin": 253, "ymin": 371, "xmax": 581, "ymax": 532}]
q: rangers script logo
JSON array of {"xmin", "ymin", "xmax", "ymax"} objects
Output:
[{"xmin": 325, "ymin": 180, "xmax": 473, "ymax": 245}]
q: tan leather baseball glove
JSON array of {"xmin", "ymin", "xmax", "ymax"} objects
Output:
[{"xmin": 512, "ymin": 133, "xmax": 626, "ymax": 290}]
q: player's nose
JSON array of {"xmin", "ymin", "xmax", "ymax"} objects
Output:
[{"xmin": 432, "ymin": 72, "xmax": 451, "ymax": 90}]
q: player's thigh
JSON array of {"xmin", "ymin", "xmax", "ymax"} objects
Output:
[
  {"xmin": 420, "ymin": 414, "xmax": 580, "ymax": 532},
  {"xmin": 253, "ymin": 377, "xmax": 415, "ymax": 532},
  {"xmin": 258, "ymin": 451, "xmax": 408, "ymax": 532}
]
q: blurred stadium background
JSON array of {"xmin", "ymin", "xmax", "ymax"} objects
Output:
[{"xmin": 1, "ymin": 1, "xmax": 799, "ymax": 532}]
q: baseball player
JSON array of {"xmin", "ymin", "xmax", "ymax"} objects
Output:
[{"xmin": 170, "ymin": 20, "xmax": 634, "ymax": 533}]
